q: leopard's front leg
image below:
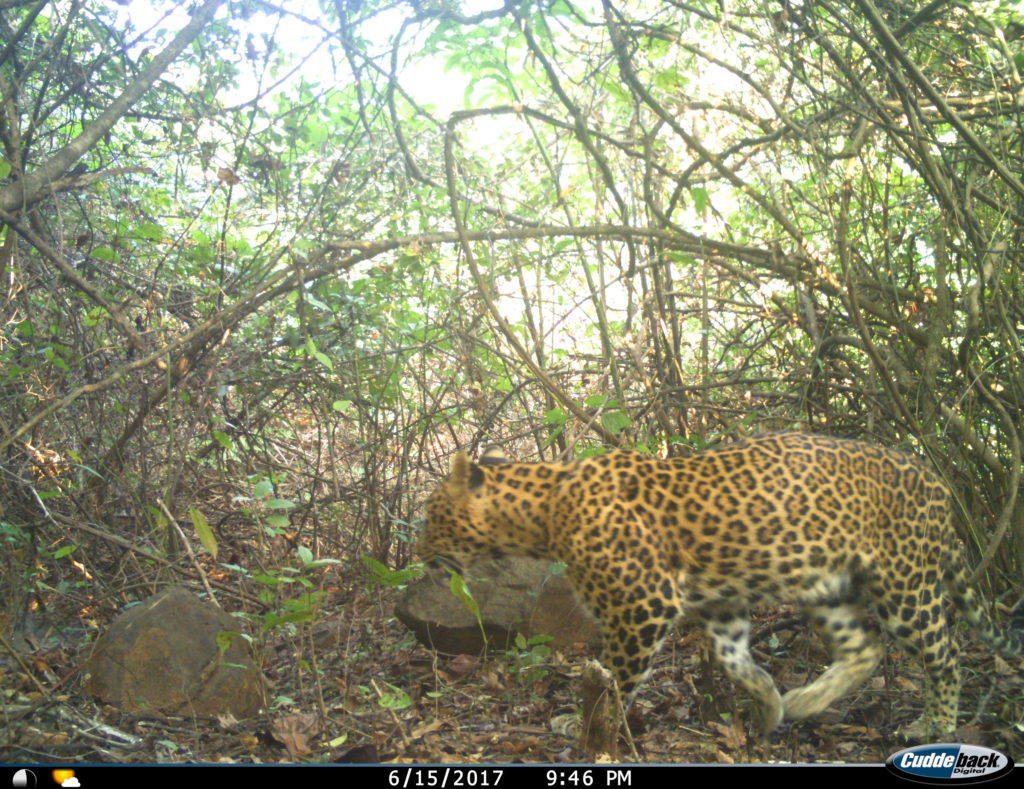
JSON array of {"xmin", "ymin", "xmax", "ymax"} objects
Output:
[{"xmin": 568, "ymin": 554, "xmax": 681, "ymax": 706}]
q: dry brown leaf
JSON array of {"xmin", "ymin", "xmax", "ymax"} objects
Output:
[
  {"xmin": 500, "ymin": 736, "xmax": 541, "ymax": 754},
  {"xmin": 482, "ymin": 668, "xmax": 506, "ymax": 693},
  {"xmin": 893, "ymin": 676, "xmax": 917, "ymax": 691},
  {"xmin": 272, "ymin": 712, "xmax": 319, "ymax": 760},
  {"xmin": 239, "ymin": 733, "xmax": 259, "ymax": 751},
  {"xmin": 410, "ymin": 718, "xmax": 446, "ymax": 738},
  {"xmin": 707, "ymin": 719, "xmax": 746, "ymax": 750},
  {"xmin": 446, "ymin": 654, "xmax": 479, "ymax": 676}
]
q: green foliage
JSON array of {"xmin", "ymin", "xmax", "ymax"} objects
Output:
[
  {"xmin": 505, "ymin": 632, "xmax": 554, "ymax": 685},
  {"xmin": 362, "ymin": 555, "xmax": 424, "ymax": 588},
  {"xmin": 1, "ymin": 0, "xmax": 1022, "ymax": 684},
  {"xmin": 448, "ymin": 571, "xmax": 481, "ymax": 621},
  {"xmin": 446, "ymin": 569, "xmax": 488, "ymax": 652},
  {"xmin": 584, "ymin": 395, "xmax": 632, "ymax": 436},
  {"xmin": 374, "ymin": 682, "xmax": 414, "ymax": 711},
  {"xmin": 215, "ymin": 629, "xmax": 240, "ymax": 656},
  {"xmin": 247, "ymin": 576, "xmax": 328, "ymax": 634},
  {"xmin": 189, "ymin": 507, "xmax": 217, "ymax": 559}
]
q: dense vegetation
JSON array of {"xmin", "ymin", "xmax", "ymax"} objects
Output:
[{"xmin": 2, "ymin": 0, "xmax": 1023, "ymax": 763}]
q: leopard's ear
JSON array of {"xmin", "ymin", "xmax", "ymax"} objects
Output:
[
  {"xmin": 479, "ymin": 444, "xmax": 509, "ymax": 465},
  {"xmin": 449, "ymin": 452, "xmax": 485, "ymax": 491}
]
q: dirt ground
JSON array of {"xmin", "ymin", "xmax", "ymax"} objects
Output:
[{"xmin": 2, "ymin": 581, "xmax": 1021, "ymax": 766}]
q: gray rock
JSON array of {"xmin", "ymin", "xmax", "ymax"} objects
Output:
[
  {"xmin": 84, "ymin": 586, "xmax": 265, "ymax": 717},
  {"xmin": 395, "ymin": 558, "xmax": 600, "ymax": 655}
]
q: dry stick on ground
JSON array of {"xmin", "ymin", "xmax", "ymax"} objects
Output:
[
  {"xmin": 580, "ymin": 660, "xmax": 617, "ymax": 758},
  {"xmin": 612, "ymin": 672, "xmax": 640, "ymax": 761},
  {"xmin": 157, "ymin": 499, "xmax": 219, "ymax": 608},
  {"xmin": 0, "ymin": 632, "xmax": 49, "ymax": 694},
  {"xmin": 579, "ymin": 660, "xmax": 641, "ymax": 761},
  {"xmin": 371, "ymin": 679, "xmax": 410, "ymax": 747}
]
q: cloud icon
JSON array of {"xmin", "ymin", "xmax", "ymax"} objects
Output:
[{"xmin": 61, "ymin": 781, "xmax": 80, "ymax": 788}]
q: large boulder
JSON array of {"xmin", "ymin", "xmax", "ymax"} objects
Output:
[
  {"xmin": 395, "ymin": 558, "xmax": 600, "ymax": 655},
  {"xmin": 84, "ymin": 586, "xmax": 265, "ymax": 717}
]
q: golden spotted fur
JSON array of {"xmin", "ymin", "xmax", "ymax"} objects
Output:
[{"xmin": 419, "ymin": 432, "xmax": 1024, "ymax": 736}]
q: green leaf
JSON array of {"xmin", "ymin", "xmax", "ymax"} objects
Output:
[
  {"xmin": 305, "ymin": 557, "xmax": 342, "ymax": 568},
  {"xmin": 377, "ymin": 683, "xmax": 413, "ymax": 710},
  {"xmin": 362, "ymin": 555, "xmax": 388, "ymax": 577},
  {"xmin": 216, "ymin": 630, "xmax": 239, "ymax": 655},
  {"xmin": 91, "ymin": 246, "xmax": 118, "ymax": 262},
  {"xmin": 362, "ymin": 555, "xmax": 424, "ymax": 587},
  {"xmin": 666, "ymin": 251, "xmax": 698, "ymax": 266},
  {"xmin": 213, "ymin": 430, "xmax": 233, "ymax": 450},
  {"xmin": 601, "ymin": 411, "xmax": 632, "ymax": 435},
  {"xmin": 263, "ymin": 609, "xmax": 315, "ymax": 628},
  {"xmin": 449, "ymin": 571, "xmax": 481, "ymax": 619},
  {"xmin": 189, "ymin": 506, "xmax": 218, "ymax": 559},
  {"xmin": 543, "ymin": 407, "xmax": 568, "ymax": 425},
  {"xmin": 83, "ymin": 307, "xmax": 108, "ymax": 327},
  {"xmin": 131, "ymin": 222, "xmax": 164, "ymax": 240},
  {"xmin": 43, "ymin": 347, "xmax": 69, "ymax": 371},
  {"xmin": 266, "ymin": 498, "xmax": 296, "ymax": 509},
  {"xmin": 691, "ymin": 187, "xmax": 710, "ymax": 213}
]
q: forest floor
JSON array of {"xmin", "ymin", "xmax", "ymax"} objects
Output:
[{"xmin": 2, "ymin": 577, "xmax": 1022, "ymax": 766}]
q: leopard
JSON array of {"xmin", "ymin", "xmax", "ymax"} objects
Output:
[{"xmin": 418, "ymin": 432, "xmax": 1024, "ymax": 737}]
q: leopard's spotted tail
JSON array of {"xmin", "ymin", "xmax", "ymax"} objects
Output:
[{"xmin": 944, "ymin": 563, "xmax": 1024, "ymax": 656}]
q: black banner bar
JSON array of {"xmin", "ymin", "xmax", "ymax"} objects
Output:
[{"xmin": 5, "ymin": 762, "xmax": 956, "ymax": 789}]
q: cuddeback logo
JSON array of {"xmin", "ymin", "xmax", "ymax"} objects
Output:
[{"xmin": 886, "ymin": 743, "xmax": 1014, "ymax": 784}]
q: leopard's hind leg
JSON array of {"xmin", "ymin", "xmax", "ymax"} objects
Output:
[
  {"xmin": 781, "ymin": 599, "xmax": 883, "ymax": 721},
  {"xmin": 868, "ymin": 568, "xmax": 959, "ymax": 737}
]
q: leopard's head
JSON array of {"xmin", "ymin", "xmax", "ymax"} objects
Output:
[{"xmin": 418, "ymin": 451, "xmax": 502, "ymax": 570}]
